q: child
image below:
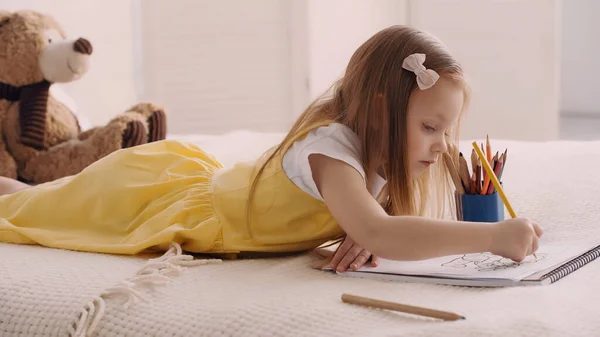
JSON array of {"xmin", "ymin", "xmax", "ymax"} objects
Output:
[{"xmin": 0, "ymin": 26, "xmax": 542, "ymax": 271}]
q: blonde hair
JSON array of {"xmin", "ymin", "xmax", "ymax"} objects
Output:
[{"xmin": 249, "ymin": 25, "xmax": 470, "ymax": 223}]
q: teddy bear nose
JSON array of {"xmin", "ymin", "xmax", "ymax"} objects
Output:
[{"xmin": 73, "ymin": 38, "xmax": 93, "ymax": 55}]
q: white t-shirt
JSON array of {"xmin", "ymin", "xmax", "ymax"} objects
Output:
[{"xmin": 281, "ymin": 123, "xmax": 387, "ymax": 200}]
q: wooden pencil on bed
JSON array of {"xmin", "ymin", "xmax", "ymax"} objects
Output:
[{"xmin": 341, "ymin": 293, "xmax": 465, "ymax": 321}]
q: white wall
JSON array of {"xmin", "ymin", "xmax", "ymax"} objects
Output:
[
  {"xmin": 409, "ymin": 0, "xmax": 561, "ymax": 141},
  {"xmin": 561, "ymin": 0, "xmax": 600, "ymax": 116},
  {"xmin": 306, "ymin": 0, "xmax": 408, "ymax": 101},
  {"xmin": 2, "ymin": 1, "xmax": 563, "ymax": 141},
  {"xmin": 139, "ymin": 0, "xmax": 298, "ymax": 135},
  {"xmin": 0, "ymin": 0, "xmax": 138, "ymax": 126},
  {"xmin": 304, "ymin": 0, "xmax": 561, "ymax": 141}
]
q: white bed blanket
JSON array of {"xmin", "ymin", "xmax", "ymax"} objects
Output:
[{"xmin": 2, "ymin": 132, "xmax": 600, "ymax": 337}]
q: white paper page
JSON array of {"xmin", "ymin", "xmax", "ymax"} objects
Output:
[{"xmin": 351, "ymin": 243, "xmax": 598, "ymax": 281}]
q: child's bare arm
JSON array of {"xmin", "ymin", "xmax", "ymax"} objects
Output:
[{"xmin": 309, "ymin": 154, "xmax": 541, "ymax": 261}]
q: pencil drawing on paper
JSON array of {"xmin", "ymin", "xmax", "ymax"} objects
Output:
[{"xmin": 441, "ymin": 252, "xmax": 548, "ymax": 272}]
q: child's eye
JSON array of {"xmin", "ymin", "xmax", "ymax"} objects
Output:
[{"xmin": 423, "ymin": 123, "xmax": 436, "ymax": 132}]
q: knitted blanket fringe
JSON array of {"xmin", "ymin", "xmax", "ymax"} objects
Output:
[{"xmin": 70, "ymin": 243, "xmax": 222, "ymax": 337}]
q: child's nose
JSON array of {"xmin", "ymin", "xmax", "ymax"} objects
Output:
[
  {"xmin": 433, "ymin": 139, "xmax": 448, "ymax": 154},
  {"xmin": 440, "ymin": 140, "xmax": 449, "ymax": 153}
]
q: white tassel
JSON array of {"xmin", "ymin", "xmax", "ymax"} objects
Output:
[{"xmin": 70, "ymin": 242, "xmax": 221, "ymax": 337}]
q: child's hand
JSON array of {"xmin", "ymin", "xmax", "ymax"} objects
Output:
[
  {"xmin": 490, "ymin": 218, "xmax": 544, "ymax": 262},
  {"xmin": 327, "ymin": 235, "xmax": 380, "ymax": 272}
]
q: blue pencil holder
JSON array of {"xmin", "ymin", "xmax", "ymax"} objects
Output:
[{"xmin": 456, "ymin": 190, "xmax": 505, "ymax": 223}]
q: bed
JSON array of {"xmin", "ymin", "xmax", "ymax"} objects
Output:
[{"xmin": 2, "ymin": 131, "xmax": 600, "ymax": 337}]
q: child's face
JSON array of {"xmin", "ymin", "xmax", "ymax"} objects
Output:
[{"xmin": 406, "ymin": 76, "xmax": 464, "ymax": 178}]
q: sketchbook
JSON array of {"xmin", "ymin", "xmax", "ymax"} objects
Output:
[{"xmin": 322, "ymin": 242, "xmax": 600, "ymax": 287}]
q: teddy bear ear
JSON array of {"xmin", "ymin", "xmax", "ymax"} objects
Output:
[{"xmin": 0, "ymin": 12, "xmax": 11, "ymax": 29}]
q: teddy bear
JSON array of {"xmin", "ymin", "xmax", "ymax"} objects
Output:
[{"xmin": 0, "ymin": 10, "xmax": 167, "ymax": 184}]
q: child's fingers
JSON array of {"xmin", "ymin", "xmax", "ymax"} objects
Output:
[
  {"xmin": 328, "ymin": 236, "xmax": 354, "ymax": 269},
  {"xmin": 532, "ymin": 222, "xmax": 544, "ymax": 238},
  {"xmin": 530, "ymin": 235, "xmax": 539, "ymax": 256},
  {"xmin": 336, "ymin": 245, "xmax": 363, "ymax": 272},
  {"xmin": 350, "ymin": 250, "xmax": 371, "ymax": 270},
  {"xmin": 370, "ymin": 255, "xmax": 380, "ymax": 267}
]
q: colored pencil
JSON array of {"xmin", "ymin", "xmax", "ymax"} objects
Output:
[
  {"xmin": 472, "ymin": 142, "xmax": 536, "ymax": 258},
  {"xmin": 341, "ymin": 293, "xmax": 465, "ymax": 321},
  {"xmin": 458, "ymin": 152, "xmax": 471, "ymax": 193},
  {"xmin": 486, "ymin": 155, "xmax": 504, "ymax": 195},
  {"xmin": 498, "ymin": 149, "xmax": 508, "ymax": 181},
  {"xmin": 475, "ymin": 158, "xmax": 481, "ymax": 194},
  {"xmin": 481, "ymin": 173, "xmax": 491, "ymax": 195},
  {"xmin": 481, "ymin": 142, "xmax": 486, "ymax": 180},
  {"xmin": 486, "ymin": 135, "xmax": 492, "ymax": 164},
  {"xmin": 473, "ymin": 142, "xmax": 514, "ymax": 216},
  {"xmin": 482, "ymin": 151, "xmax": 498, "ymax": 195},
  {"xmin": 443, "ymin": 153, "xmax": 465, "ymax": 195},
  {"xmin": 470, "ymin": 150, "xmax": 478, "ymax": 194},
  {"xmin": 455, "ymin": 139, "xmax": 509, "ymax": 196}
]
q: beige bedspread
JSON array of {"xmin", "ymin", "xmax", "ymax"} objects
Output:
[{"xmin": 1, "ymin": 132, "xmax": 599, "ymax": 336}]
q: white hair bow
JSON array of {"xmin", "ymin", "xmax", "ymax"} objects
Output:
[{"xmin": 402, "ymin": 53, "xmax": 439, "ymax": 90}]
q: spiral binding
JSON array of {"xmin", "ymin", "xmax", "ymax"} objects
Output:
[{"xmin": 540, "ymin": 245, "xmax": 600, "ymax": 283}]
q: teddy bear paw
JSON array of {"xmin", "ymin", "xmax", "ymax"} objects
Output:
[
  {"xmin": 126, "ymin": 103, "xmax": 167, "ymax": 143},
  {"xmin": 148, "ymin": 109, "xmax": 167, "ymax": 143},
  {"xmin": 122, "ymin": 120, "xmax": 146, "ymax": 148}
]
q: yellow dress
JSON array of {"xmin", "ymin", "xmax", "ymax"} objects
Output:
[{"xmin": 0, "ymin": 121, "xmax": 344, "ymax": 255}]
